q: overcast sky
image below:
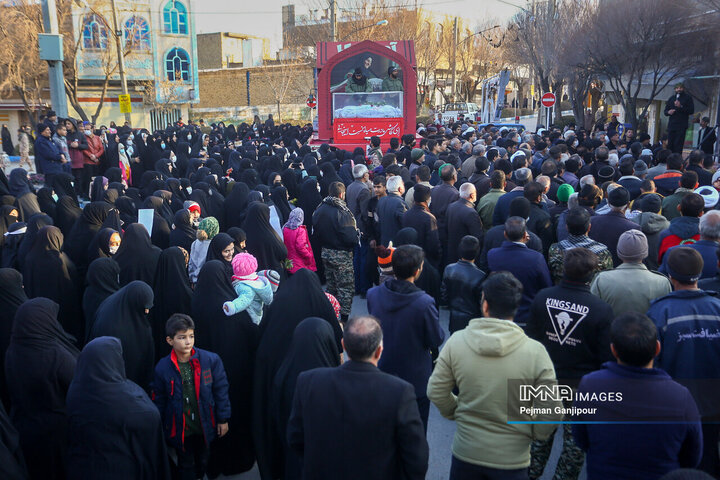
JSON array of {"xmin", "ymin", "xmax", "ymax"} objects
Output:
[{"xmin": 194, "ymin": 0, "xmax": 523, "ymax": 53}]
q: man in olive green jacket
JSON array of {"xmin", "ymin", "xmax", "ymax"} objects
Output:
[
  {"xmin": 428, "ymin": 272, "xmax": 562, "ymax": 477},
  {"xmin": 346, "ymin": 68, "xmax": 372, "ymax": 93},
  {"xmin": 382, "ymin": 66, "xmax": 403, "ymax": 92}
]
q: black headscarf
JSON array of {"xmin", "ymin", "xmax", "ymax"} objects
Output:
[
  {"xmin": 205, "ymin": 232, "xmax": 235, "ymax": 279},
  {"xmin": 66, "ymin": 336, "xmax": 170, "ymax": 479},
  {"xmin": 243, "ymin": 202, "xmax": 288, "ymax": 278},
  {"xmin": 55, "ymin": 195, "xmax": 82, "ymax": 236},
  {"xmin": 9, "ymin": 169, "xmax": 40, "ymax": 222},
  {"xmin": 150, "ymin": 247, "xmax": 192, "ymax": 363},
  {"xmin": 103, "ymin": 188, "xmax": 119, "ymax": 206},
  {"xmin": 168, "ymin": 208, "xmax": 195, "ymax": 252},
  {"xmin": 90, "ymin": 176, "xmax": 107, "ymax": 203},
  {"xmin": 282, "ymin": 168, "xmax": 300, "ymax": 196},
  {"xmin": 8, "ymin": 168, "xmax": 31, "ymax": 198},
  {"xmin": 0, "ymin": 400, "xmax": 27, "ymax": 479},
  {"xmin": 0, "ymin": 222, "xmax": 25, "ymax": 270},
  {"xmin": 165, "ymin": 178, "xmax": 186, "ymax": 212},
  {"xmin": 227, "ymin": 227, "xmax": 247, "ymax": 254},
  {"xmin": 5, "ymin": 298, "xmax": 78, "ymax": 479},
  {"xmin": 152, "ymin": 190, "xmax": 175, "ymax": 225},
  {"xmin": 64, "ymin": 201, "xmax": 111, "ymax": 273},
  {"xmin": 0, "ymin": 205, "xmax": 18, "ymax": 247},
  {"xmin": 192, "ymin": 260, "xmax": 258, "ymax": 476},
  {"xmin": 224, "ymin": 181, "xmax": 250, "ymax": 229},
  {"xmin": 22, "ymin": 225, "xmax": 83, "ymax": 342},
  {"xmin": 1, "ymin": 125, "xmax": 14, "ymax": 155},
  {"xmin": 268, "ymin": 317, "xmax": 340, "ymax": 479},
  {"xmin": 16, "ymin": 213, "xmax": 53, "ymax": 271},
  {"xmin": 319, "ymin": 162, "xmax": 342, "ymax": 197},
  {"xmin": 0, "ymin": 268, "xmax": 27, "ymax": 409},
  {"xmin": 298, "ymin": 177, "xmax": 321, "ymax": 227},
  {"xmin": 271, "ymin": 185, "xmax": 292, "ymax": 225},
  {"xmin": 142, "ymin": 196, "xmax": 171, "ymax": 249},
  {"xmin": 88, "ymin": 281, "xmax": 154, "ymax": 392},
  {"xmin": 113, "ymin": 223, "xmax": 162, "ymax": 287},
  {"xmin": 82, "ymin": 257, "xmax": 120, "ymax": 337},
  {"xmin": 87, "ymin": 227, "xmax": 118, "ymax": 263},
  {"xmin": 252, "ymin": 269, "xmax": 342, "ymax": 478},
  {"xmin": 36, "ymin": 187, "xmax": 57, "ymax": 221},
  {"xmin": 115, "ymin": 196, "xmax": 138, "ymax": 226},
  {"xmin": 51, "ymin": 173, "xmax": 76, "ymax": 200}
]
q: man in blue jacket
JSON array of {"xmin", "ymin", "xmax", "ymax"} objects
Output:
[
  {"xmin": 647, "ymin": 247, "xmax": 720, "ymax": 477},
  {"xmin": 34, "ymin": 123, "xmax": 67, "ymax": 187},
  {"xmin": 572, "ymin": 312, "xmax": 702, "ymax": 479},
  {"xmin": 487, "ymin": 216, "xmax": 552, "ymax": 329},
  {"xmin": 367, "ymin": 244, "xmax": 445, "ymax": 432}
]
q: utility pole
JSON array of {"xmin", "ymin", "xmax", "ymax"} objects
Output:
[
  {"xmin": 40, "ymin": 0, "xmax": 68, "ymax": 117},
  {"xmin": 110, "ymin": 0, "xmax": 131, "ymax": 123},
  {"xmin": 330, "ymin": 0, "xmax": 337, "ymax": 41},
  {"xmin": 451, "ymin": 17, "xmax": 457, "ymax": 102}
]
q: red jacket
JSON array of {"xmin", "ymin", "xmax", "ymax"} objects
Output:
[
  {"xmin": 283, "ymin": 225, "xmax": 317, "ymax": 273},
  {"xmin": 83, "ymin": 134, "xmax": 104, "ymax": 166}
]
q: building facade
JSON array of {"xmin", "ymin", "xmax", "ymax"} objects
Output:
[{"xmin": 70, "ymin": 0, "xmax": 199, "ymax": 129}]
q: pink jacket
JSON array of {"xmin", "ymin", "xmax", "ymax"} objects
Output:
[{"xmin": 283, "ymin": 225, "xmax": 316, "ymax": 274}]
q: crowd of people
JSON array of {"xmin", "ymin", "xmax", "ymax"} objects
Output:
[{"xmin": 0, "ymin": 103, "xmax": 718, "ymax": 480}]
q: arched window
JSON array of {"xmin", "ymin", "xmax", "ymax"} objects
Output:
[
  {"xmin": 165, "ymin": 47, "xmax": 190, "ymax": 81},
  {"xmin": 163, "ymin": 1, "xmax": 188, "ymax": 35},
  {"xmin": 123, "ymin": 16, "xmax": 151, "ymax": 50},
  {"xmin": 82, "ymin": 13, "xmax": 108, "ymax": 49}
]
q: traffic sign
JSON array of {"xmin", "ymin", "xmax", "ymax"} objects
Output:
[
  {"xmin": 541, "ymin": 92, "xmax": 556, "ymax": 108},
  {"xmin": 118, "ymin": 94, "xmax": 132, "ymax": 114},
  {"xmin": 306, "ymin": 94, "xmax": 316, "ymax": 109}
]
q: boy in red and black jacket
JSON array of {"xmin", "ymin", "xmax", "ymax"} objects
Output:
[{"xmin": 152, "ymin": 314, "xmax": 230, "ymax": 480}]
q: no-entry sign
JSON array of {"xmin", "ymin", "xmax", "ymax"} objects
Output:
[
  {"xmin": 541, "ymin": 92, "xmax": 556, "ymax": 108},
  {"xmin": 306, "ymin": 94, "xmax": 317, "ymax": 109}
]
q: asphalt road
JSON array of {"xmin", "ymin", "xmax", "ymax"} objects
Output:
[{"xmin": 222, "ymin": 295, "xmax": 584, "ymax": 480}]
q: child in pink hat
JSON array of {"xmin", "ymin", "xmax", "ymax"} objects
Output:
[{"xmin": 222, "ymin": 252, "xmax": 279, "ymax": 324}]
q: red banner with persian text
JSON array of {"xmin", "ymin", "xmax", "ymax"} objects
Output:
[{"xmin": 334, "ymin": 118, "xmax": 404, "ymax": 142}]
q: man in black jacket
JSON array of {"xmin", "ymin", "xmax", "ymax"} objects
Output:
[
  {"xmin": 445, "ymin": 183, "xmax": 484, "ymax": 264},
  {"xmin": 697, "ymin": 116, "xmax": 716, "ymax": 155},
  {"xmin": 430, "ymin": 164, "xmax": 459, "ymax": 265},
  {"xmin": 664, "ymin": 83, "xmax": 695, "ymax": 154},
  {"xmin": 524, "ymin": 181, "xmax": 554, "ymax": 256},
  {"xmin": 288, "ymin": 315, "xmax": 429, "ymax": 480},
  {"xmin": 441, "ymin": 236, "xmax": 486, "ymax": 332},
  {"xmin": 401, "ymin": 185, "xmax": 441, "ymax": 267},
  {"xmin": 527, "ymin": 247, "xmax": 614, "ymax": 480},
  {"xmin": 312, "ymin": 181, "xmax": 360, "ymax": 322}
]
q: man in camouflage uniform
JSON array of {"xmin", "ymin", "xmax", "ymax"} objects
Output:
[
  {"xmin": 312, "ymin": 181, "xmax": 360, "ymax": 323},
  {"xmin": 548, "ymin": 207, "xmax": 613, "ymax": 283}
]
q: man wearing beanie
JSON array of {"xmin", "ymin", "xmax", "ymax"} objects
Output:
[
  {"xmin": 408, "ymin": 148, "xmax": 425, "ymax": 178},
  {"xmin": 382, "ymin": 65, "xmax": 403, "ymax": 92},
  {"xmin": 647, "ymin": 247, "xmax": 720, "ymax": 477},
  {"xmin": 527, "ymin": 248, "xmax": 614, "ymax": 480},
  {"xmin": 591, "ymin": 230, "xmax": 671, "ymax": 315},
  {"xmin": 589, "ymin": 186, "xmax": 641, "ymax": 266}
]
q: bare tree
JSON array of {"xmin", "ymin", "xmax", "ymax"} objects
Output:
[
  {"xmin": 0, "ymin": 1, "xmax": 48, "ymax": 124},
  {"xmin": 259, "ymin": 56, "xmax": 314, "ymax": 122},
  {"xmin": 506, "ymin": 1, "xmax": 565, "ymax": 123},
  {"xmin": 141, "ymin": 78, "xmax": 187, "ymax": 115},
  {"xmin": 580, "ymin": 0, "xmax": 706, "ymax": 130}
]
